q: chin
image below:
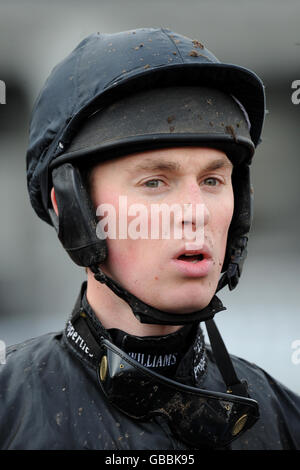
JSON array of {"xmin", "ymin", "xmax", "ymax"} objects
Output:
[
  {"xmin": 177, "ymin": 285, "xmax": 217, "ymax": 312},
  {"xmin": 165, "ymin": 303, "xmax": 211, "ymax": 314},
  {"xmin": 157, "ymin": 293, "xmax": 215, "ymax": 314},
  {"xmin": 139, "ymin": 278, "xmax": 218, "ymax": 314}
]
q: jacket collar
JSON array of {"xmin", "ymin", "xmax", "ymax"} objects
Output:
[{"xmin": 63, "ymin": 282, "xmax": 207, "ymax": 384}]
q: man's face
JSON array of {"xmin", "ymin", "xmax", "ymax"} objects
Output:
[{"xmin": 90, "ymin": 147, "xmax": 234, "ymax": 314}]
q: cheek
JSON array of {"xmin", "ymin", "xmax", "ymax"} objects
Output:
[
  {"xmin": 219, "ymin": 212, "xmax": 233, "ymax": 259},
  {"xmin": 92, "ymin": 186, "xmax": 120, "ymax": 211},
  {"xmin": 105, "ymin": 238, "xmax": 158, "ymax": 290},
  {"xmin": 209, "ymin": 194, "xmax": 234, "ymax": 259},
  {"xmin": 218, "ymin": 188, "xmax": 234, "ymax": 231},
  {"xmin": 220, "ymin": 201, "xmax": 234, "ymax": 235},
  {"xmin": 107, "ymin": 238, "xmax": 136, "ymax": 268}
]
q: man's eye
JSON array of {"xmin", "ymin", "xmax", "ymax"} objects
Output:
[
  {"xmin": 143, "ymin": 179, "xmax": 164, "ymax": 188},
  {"xmin": 202, "ymin": 177, "xmax": 220, "ymax": 186}
]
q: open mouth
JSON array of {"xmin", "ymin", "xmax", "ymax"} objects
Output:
[
  {"xmin": 177, "ymin": 253, "xmax": 204, "ymax": 264},
  {"xmin": 172, "ymin": 247, "xmax": 212, "ymax": 277}
]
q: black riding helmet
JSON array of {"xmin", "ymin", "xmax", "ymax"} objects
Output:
[{"xmin": 26, "ymin": 28, "xmax": 266, "ymax": 325}]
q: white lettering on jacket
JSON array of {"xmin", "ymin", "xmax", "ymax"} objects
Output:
[
  {"xmin": 66, "ymin": 321, "xmax": 94, "ymax": 358},
  {"xmin": 127, "ymin": 352, "xmax": 178, "ymax": 368}
]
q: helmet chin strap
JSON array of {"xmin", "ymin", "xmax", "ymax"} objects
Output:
[
  {"xmin": 90, "ymin": 264, "xmax": 226, "ymax": 325},
  {"xmin": 89, "ymin": 234, "xmax": 248, "ymax": 325},
  {"xmin": 90, "ymin": 263, "xmax": 250, "ymax": 397}
]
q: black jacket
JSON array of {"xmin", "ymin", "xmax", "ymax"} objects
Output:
[{"xmin": 0, "ymin": 285, "xmax": 299, "ymax": 450}]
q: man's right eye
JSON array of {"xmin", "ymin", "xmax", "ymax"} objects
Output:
[{"xmin": 143, "ymin": 179, "xmax": 165, "ymax": 188}]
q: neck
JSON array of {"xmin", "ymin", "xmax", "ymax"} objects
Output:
[{"xmin": 86, "ymin": 270, "xmax": 182, "ymax": 336}]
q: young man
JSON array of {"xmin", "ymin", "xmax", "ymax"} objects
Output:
[{"xmin": 0, "ymin": 28, "xmax": 299, "ymax": 450}]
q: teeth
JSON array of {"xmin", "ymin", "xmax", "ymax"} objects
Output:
[{"xmin": 177, "ymin": 253, "xmax": 204, "ymax": 263}]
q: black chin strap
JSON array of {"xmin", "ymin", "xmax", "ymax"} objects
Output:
[
  {"xmin": 90, "ymin": 264, "xmax": 226, "ymax": 325},
  {"xmin": 217, "ymin": 237, "xmax": 248, "ymax": 292},
  {"xmin": 90, "ymin": 264, "xmax": 249, "ymax": 396},
  {"xmin": 90, "ymin": 234, "xmax": 248, "ymax": 326},
  {"xmin": 205, "ymin": 319, "xmax": 249, "ymax": 396}
]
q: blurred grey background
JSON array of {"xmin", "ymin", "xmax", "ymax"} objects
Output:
[{"xmin": 0, "ymin": 0, "xmax": 299, "ymax": 393}]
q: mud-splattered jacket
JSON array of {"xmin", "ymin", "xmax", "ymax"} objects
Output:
[{"xmin": 0, "ymin": 284, "xmax": 299, "ymax": 450}]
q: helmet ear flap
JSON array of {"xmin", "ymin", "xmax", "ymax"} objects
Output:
[
  {"xmin": 219, "ymin": 164, "xmax": 252, "ymax": 291},
  {"xmin": 49, "ymin": 163, "xmax": 107, "ymax": 267}
]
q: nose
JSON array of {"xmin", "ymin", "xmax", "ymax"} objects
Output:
[
  {"xmin": 174, "ymin": 180, "xmax": 210, "ymax": 246},
  {"xmin": 180, "ymin": 180, "xmax": 210, "ymax": 226}
]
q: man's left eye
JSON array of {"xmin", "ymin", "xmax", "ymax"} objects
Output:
[
  {"xmin": 202, "ymin": 177, "xmax": 220, "ymax": 186},
  {"xmin": 143, "ymin": 179, "xmax": 164, "ymax": 188}
]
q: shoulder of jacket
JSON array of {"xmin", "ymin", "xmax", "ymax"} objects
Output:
[
  {"xmin": 7, "ymin": 330, "xmax": 62, "ymax": 354},
  {"xmin": 0, "ymin": 331, "xmax": 64, "ymax": 378}
]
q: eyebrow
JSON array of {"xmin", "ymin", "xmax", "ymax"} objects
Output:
[
  {"xmin": 202, "ymin": 158, "xmax": 233, "ymax": 172},
  {"xmin": 129, "ymin": 159, "xmax": 182, "ymax": 173},
  {"xmin": 128, "ymin": 157, "xmax": 232, "ymax": 174}
]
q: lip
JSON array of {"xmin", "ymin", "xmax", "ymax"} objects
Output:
[
  {"xmin": 171, "ymin": 244, "xmax": 213, "ymax": 278},
  {"xmin": 173, "ymin": 244, "xmax": 213, "ymax": 261}
]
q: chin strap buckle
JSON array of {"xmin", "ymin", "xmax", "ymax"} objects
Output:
[
  {"xmin": 218, "ymin": 236, "xmax": 248, "ymax": 292},
  {"xmin": 227, "ymin": 379, "xmax": 249, "ymax": 397},
  {"xmin": 228, "ymin": 236, "xmax": 248, "ymax": 290}
]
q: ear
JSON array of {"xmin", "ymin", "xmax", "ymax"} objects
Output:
[{"xmin": 50, "ymin": 187, "xmax": 59, "ymax": 216}]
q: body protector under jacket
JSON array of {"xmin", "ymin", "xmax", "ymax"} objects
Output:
[{"xmin": 0, "ymin": 284, "xmax": 299, "ymax": 450}]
